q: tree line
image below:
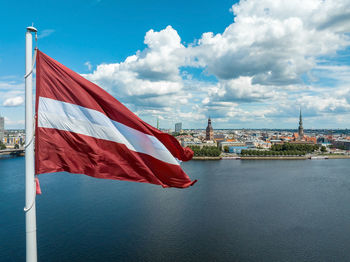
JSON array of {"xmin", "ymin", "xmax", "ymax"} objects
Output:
[
  {"xmin": 241, "ymin": 150, "xmax": 307, "ymax": 156},
  {"xmin": 188, "ymin": 145, "xmax": 221, "ymax": 157},
  {"xmin": 241, "ymin": 143, "xmax": 322, "ymax": 156},
  {"xmin": 329, "ymin": 144, "xmax": 348, "ymax": 150},
  {"xmin": 270, "ymin": 143, "xmax": 320, "ymax": 152}
]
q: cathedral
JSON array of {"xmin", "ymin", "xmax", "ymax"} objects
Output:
[{"xmin": 206, "ymin": 117, "xmax": 214, "ymax": 141}]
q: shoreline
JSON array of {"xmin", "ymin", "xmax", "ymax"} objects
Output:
[
  {"xmin": 326, "ymin": 155, "xmax": 350, "ymax": 159},
  {"xmin": 192, "ymin": 155, "xmax": 350, "ymax": 160},
  {"xmin": 240, "ymin": 156, "xmax": 307, "ymax": 160},
  {"xmin": 192, "ymin": 156, "xmax": 222, "ymax": 160}
]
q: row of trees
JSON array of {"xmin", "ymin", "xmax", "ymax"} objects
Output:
[
  {"xmin": 0, "ymin": 143, "xmax": 20, "ymax": 150},
  {"xmin": 271, "ymin": 143, "xmax": 320, "ymax": 153},
  {"xmin": 329, "ymin": 145, "xmax": 347, "ymax": 150},
  {"xmin": 188, "ymin": 145, "xmax": 221, "ymax": 157},
  {"xmin": 241, "ymin": 150, "xmax": 307, "ymax": 156}
]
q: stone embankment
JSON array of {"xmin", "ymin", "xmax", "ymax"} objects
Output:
[
  {"xmin": 192, "ymin": 155, "xmax": 350, "ymax": 160},
  {"xmin": 192, "ymin": 156, "xmax": 222, "ymax": 160}
]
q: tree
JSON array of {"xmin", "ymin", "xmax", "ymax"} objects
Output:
[
  {"xmin": 0, "ymin": 142, "xmax": 6, "ymax": 150},
  {"xmin": 321, "ymin": 146, "xmax": 327, "ymax": 153},
  {"xmin": 188, "ymin": 145, "xmax": 221, "ymax": 157},
  {"xmin": 14, "ymin": 144, "xmax": 19, "ymax": 149}
]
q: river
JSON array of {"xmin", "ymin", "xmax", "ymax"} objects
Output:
[{"xmin": 1, "ymin": 157, "xmax": 350, "ymax": 261}]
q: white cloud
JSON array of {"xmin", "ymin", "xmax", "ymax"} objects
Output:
[
  {"xmin": 80, "ymin": 0, "xmax": 350, "ymax": 128},
  {"xmin": 298, "ymin": 95, "xmax": 350, "ymax": 115},
  {"xmin": 3, "ymin": 117, "xmax": 25, "ymax": 127},
  {"xmin": 3, "ymin": 96, "xmax": 24, "ymax": 107},
  {"xmin": 84, "ymin": 61, "xmax": 92, "ymax": 71},
  {"xmin": 209, "ymin": 77, "xmax": 278, "ymax": 103},
  {"xmin": 191, "ymin": 0, "xmax": 350, "ymax": 85},
  {"xmin": 83, "ymin": 25, "xmax": 188, "ymax": 109},
  {"xmin": 38, "ymin": 29, "xmax": 55, "ymax": 39}
]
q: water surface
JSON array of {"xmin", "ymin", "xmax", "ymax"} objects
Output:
[{"xmin": 1, "ymin": 157, "xmax": 350, "ymax": 261}]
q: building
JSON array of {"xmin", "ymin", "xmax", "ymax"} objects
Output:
[
  {"xmin": 3, "ymin": 129, "xmax": 25, "ymax": 147},
  {"xmin": 291, "ymin": 109, "xmax": 316, "ymax": 144},
  {"xmin": 333, "ymin": 139, "xmax": 350, "ymax": 150},
  {"xmin": 206, "ymin": 117, "xmax": 214, "ymax": 141},
  {"xmin": 298, "ymin": 108, "xmax": 304, "ymax": 139},
  {"xmin": 218, "ymin": 141, "xmax": 245, "ymax": 151},
  {"xmin": 0, "ymin": 116, "xmax": 4, "ymax": 143},
  {"xmin": 270, "ymin": 139, "xmax": 283, "ymax": 144},
  {"xmin": 229, "ymin": 146, "xmax": 248, "ymax": 154},
  {"xmin": 175, "ymin": 122, "xmax": 182, "ymax": 133}
]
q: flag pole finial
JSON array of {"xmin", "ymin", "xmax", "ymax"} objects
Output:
[{"xmin": 27, "ymin": 25, "xmax": 37, "ymax": 33}]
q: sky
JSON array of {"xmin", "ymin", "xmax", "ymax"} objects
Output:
[{"xmin": 1, "ymin": 0, "xmax": 350, "ymax": 130}]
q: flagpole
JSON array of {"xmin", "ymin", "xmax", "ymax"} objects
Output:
[{"xmin": 25, "ymin": 25, "xmax": 37, "ymax": 262}]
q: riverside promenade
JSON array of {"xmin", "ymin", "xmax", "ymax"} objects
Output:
[
  {"xmin": 192, "ymin": 154, "xmax": 350, "ymax": 160},
  {"xmin": 0, "ymin": 148, "xmax": 25, "ymax": 157}
]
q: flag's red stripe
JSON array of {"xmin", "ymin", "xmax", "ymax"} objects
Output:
[
  {"xmin": 36, "ymin": 50, "xmax": 193, "ymax": 162},
  {"xmin": 35, "ymin": 128, "xmax": 196, "ymax": 188}
]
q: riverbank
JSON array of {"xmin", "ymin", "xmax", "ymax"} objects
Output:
[
  {"xmin": 241, "ymin": 156, "xmax": 307, "ymax": 160},
  {"xmin": 192, "ymin": 156, "xmax": 222, "ymax": 160},
  {"xmin": 326, "ymin": 155, "xmax": 350, "ymax": 159},
  {"xmin": 192, "ymin": 155, "xmax": 350, "ymax": 160}
]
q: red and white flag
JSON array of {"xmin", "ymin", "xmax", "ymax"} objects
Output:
[{"xmin": 35, "ymin": 50, "xmax": 196, "ymax": 188}]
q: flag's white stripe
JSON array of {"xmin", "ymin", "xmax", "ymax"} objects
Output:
[{"xmin": 38, "ymin": 97, "xmax": 179, "ymax": 166}]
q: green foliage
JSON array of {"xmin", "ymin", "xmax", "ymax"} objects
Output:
[
  {"xmin": 271, "ymin": 143, "xmax": 319, "ymax": 153},
  {"xmin": 335, "ymin": 145, "xmax": 347, "ymax": 150},
  {"xmin": 189, "ymin": 145, "xmax": 221, "ymax": 157},
  {"xmin": 240, "ymin": 149, "xmax": 307, "ymax": 156},
  {"xmin": 0, "ymin": 142, "xmax": 6, "ymax": 150},
  {"xmin": 321, "ymin": 146, "xmax": 327, "ymax": 152},
  {"xmin": 224, "ymin": 146, "xmax": 229, "ymax": 153},
  {"xmin": 328, "ymin": 144, "xmax": 347, "ymax": 150},
  {"xmin": 14, "ymin": 144, "xmax": 19, "ymax": 149}
]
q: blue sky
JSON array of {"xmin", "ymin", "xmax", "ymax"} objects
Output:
[{"xmin": 1, "ymin": 0, "xmax": 350, "ymax": 129}]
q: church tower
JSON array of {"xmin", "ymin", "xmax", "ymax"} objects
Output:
[
  {"xmin": 298, "ymin": 109, "xmax": 304, "ymax": 139},
  {"xmin": 206, "ymin": 117, "xmax": 214, "ymax": 141}
]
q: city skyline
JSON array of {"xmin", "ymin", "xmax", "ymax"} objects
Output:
[{"xmin": 1, "ymin": 0, "xmax": 350, "ymax": 129}]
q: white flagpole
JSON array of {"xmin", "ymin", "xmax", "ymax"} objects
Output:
[{"xmin": 25, "ymin": 25, "xmax": 37, "ymax": 262}]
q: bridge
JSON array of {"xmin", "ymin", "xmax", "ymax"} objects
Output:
[{"xmin": 0, "ymin": 148, "xmax": 25, "ymax": 156}]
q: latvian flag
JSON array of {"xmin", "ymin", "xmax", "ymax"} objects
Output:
[{"xmin": 35, "ymin": 50, "xmax": 196, "ymax": 188}]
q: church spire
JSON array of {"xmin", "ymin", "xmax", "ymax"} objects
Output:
[
  {"xmin": 206, "ymin": 116, "xmax": 214, "ymax": 141},
  {"xmin": 298, "ymin": 108, "xmax": 304, "ymax": 139}
]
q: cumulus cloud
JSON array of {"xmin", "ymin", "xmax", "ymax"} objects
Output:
[
  {"xmin": 83, "ymin": 26, "xmax": 188, "ymax": 110},
  {"xmin": 191, "ymin": 0, "xmax": 350, "ymax": 86},
  {"xmin": 298, "ymin": 95, "xmax": 350, "ymax": 115},
  {"xmin": 209, "ymin": 77, "xmax": 278, "ymax": 103},
  {"xmin": 81, "ymin": 0, "xmax": 350, "ymax": 127},
  {"xmin": 3, "ymin": 96, "xmax": 24, "ymax": 107}
]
